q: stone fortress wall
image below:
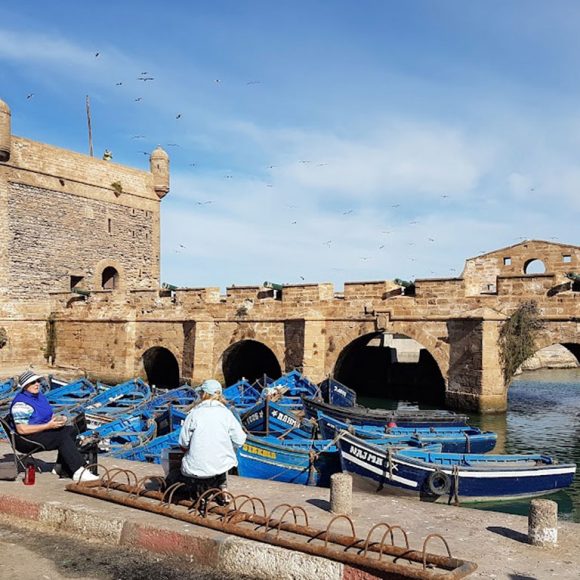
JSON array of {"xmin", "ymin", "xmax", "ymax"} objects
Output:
[{"xmin": 0, "ymin": 95, "xmax": 579, "ymax": 413}]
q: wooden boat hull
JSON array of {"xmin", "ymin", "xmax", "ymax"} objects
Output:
[
  {"xmin": 241, "ymin": 400, "xmax": 315, "ymax": 439},
  {"xmin": 318, "ymin": 412, "xmax": 497, "ymax": 453},
  {"xmin": 303, "ymin": 397, "xmax": 469, "ymax": 427},
  {"xmin": 237, "ymin": 435, "xmax": 340, "ymax": 486},
  {"xmin": 337, "ymin": 432, "xmax": 576, "ymax": 503}
]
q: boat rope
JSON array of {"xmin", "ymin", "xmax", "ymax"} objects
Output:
[
  {"xmin": 262, "ymin": 432, "xmax": 346, "ymax": 483},
  {"xmin": 464, "ymin": 432, "xmax": 471, "ymax": 453},
  {"xmin": 451, "ymin": 465, "xmax": 460, "ymax": 505},
  {"xmin": 387, "ymin": 447, "xmax": 394, "ymax": 480}
]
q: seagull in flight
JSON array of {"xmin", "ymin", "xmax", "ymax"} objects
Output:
[
  {"xmin": 342, "ymin": 209, "xmax": 353, "ymax": 215},
  {"xmin": 196, "ymin": 200, "xmax": 213, "ymax": 205},
  {"xmin": 391, "ymin": 204, "xmax": 400, "ymax": 208},
  {"xmin": 134, "ymin": 97, "xmax": 143, "ymax": 102},
  {"xmin": 116, "ymin": 82, "xmax": 123, "ymax": 86},
  {"xmin": 247, "ymin": 80, "xmax": 261, "ymax": 85},
  {"xmin": 95, "ymin": 52, "xmax": 100, "ymax": 58},
  {"xmin": 138, "ymin": 76, "xmax": 155, "ymax": 81},
  {"xmin": 176, "ymin": 113, "xmax": 182, "ymax": 119}
]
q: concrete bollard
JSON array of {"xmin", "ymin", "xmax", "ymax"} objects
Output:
[
  {"xmin": 330, "ymin": 472, "xmax": 352, "ymax": 515},
  {"xmin": 528, "ymin": 499, "xmax": 558, "ymax": 547}
]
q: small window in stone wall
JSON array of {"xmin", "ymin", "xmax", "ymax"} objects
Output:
[
  {"xmin": 503, "ymin": 257, "xmax": 512, "ymax": 266},
  {"xmin": 563, "ymin": 255, "xmax": 572, "ymax": 263},
  {"xmin": 107, "ymin": 218, "xmax": 112, "ymax": 234},
  {"xmin": 102, "ymin": 266, "xmax": 119, "ymax": 290},
  {"xmin": 70, "ymin": 276, "xmax": 84, "ymax": 290}
]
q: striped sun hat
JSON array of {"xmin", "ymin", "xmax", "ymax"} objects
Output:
[{"xmin": 18, "ymin": 369, "xmax": 42, "ymax": 389}]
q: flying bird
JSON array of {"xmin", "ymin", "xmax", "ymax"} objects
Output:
[
  {"xmin": 137, "ymin": 76, "xmax": 155, "ymax": 81},
  {"xmin": 196, "ymin": 200, "xmax": 213, "ymax": 205},
  {"xmin": 175, "ymin": 114, "xmax": 182, "ymax": 119},
  {"xmin": 300, "ymin": 276, "xmax": 305, "ymax": 280},
  {"xmin": 134, "ymin": 97, "xmax": 143, "ymax": 102},
  {"xmin": 26, "ymin": 93, "xmax": 34, "ymax": 99},
  {"xmin": 95, "ymin": 52, "xmax": 100, "ymax": 58},
  {"xmin": 116, "ymin": 82, "xmax": 123, "ymax": 86},
  {"xmin": 131, "ymin": 135, "xmax": 146, "ymax": 140},
  {"xmin": 166, "ymin": 143, "xmax": 180, "ymax": 147},
  {"xmin": 291, "ymin": 221, "xmax": 297, "ymax": 225},
  {"xmin": 342, "ymin": 210, "xmax": 353, "ymax": 215},
  {"xmin": 246, "ymin": 80, "xmax": 261, "ymax": 85},
  {"xmin": 391, "ymin": 204, "xmax": 400, "ymax": 208}
]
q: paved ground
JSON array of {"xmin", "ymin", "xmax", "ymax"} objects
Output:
[{"xmin": 0, "ymin": 442, "xmax": 578, "ymax": 579}]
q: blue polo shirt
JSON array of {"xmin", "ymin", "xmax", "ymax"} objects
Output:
[{"xmin": 10, "ymin": 390, "xmax": 54, "ymax": 426}]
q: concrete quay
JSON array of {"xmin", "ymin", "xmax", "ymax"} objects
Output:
[{"xmin": 0, "ymin": 442, "xmax": 578, "ymax": 579}]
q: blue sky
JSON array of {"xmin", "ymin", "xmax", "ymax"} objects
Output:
[{"xmin": 1, "ymin": 1, "xmax": 579, "ymax": 290}]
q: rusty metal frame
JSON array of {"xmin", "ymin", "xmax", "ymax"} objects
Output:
[{"xmin": 66, "ymin": 471, "xmax": 477, "ymax": 579}]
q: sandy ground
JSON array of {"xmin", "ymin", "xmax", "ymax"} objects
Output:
[{"xmin": 0, "ymin": 516, "xmax": 252, "ymax": 580}]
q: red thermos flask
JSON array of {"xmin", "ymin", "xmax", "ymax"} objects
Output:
[{"xmin": 24, "ymin": 464, "xmax": 35, "ymax": 485}]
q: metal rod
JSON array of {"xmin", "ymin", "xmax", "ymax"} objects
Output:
[{"xmin": 86, "ymin": 95, "xmax": 93, "ymax": 157}]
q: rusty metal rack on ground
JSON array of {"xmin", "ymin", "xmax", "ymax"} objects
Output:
[{"xmin": 67, "ymin": 466, "xmax": 477, "ymax": 579}]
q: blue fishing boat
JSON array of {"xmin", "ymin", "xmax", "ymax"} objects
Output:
[
  {"xmin": 302, "ymin": 396, "xmax": 469, "ymax": 427},
  {"xmin": 223, "ymin": 379, "xmax": 261, "ymax": 409},
  {"xmin": 82, "ymin": 412, "xmax": 158, "ymax": 452},
  {"xmin": 237, "ymin": 434, "xmax": 341, "ymax": 486},
  {"xmin": 319, "ymin": 377, "xmax": 356, "ymax": 407},
  {"xmin": 337, "ymin": 431, "xmax": 577, "ymax": 503},
  {"xmin": 317, "ymin": 412, "xmax": 497, "ymax": 453},
  {"xmin": 45, "ymin": 378, "xmax": 98, "ymax": 413},
  {"xmin": 83, "ymin": 378, "xmax": 152, "ymax": 417},
  {"xmin": 264, "ymin": 370, "xmax": 321, "ymax": 404},
  {"xmin": 110, "ymin": 430, "xmax": 179, "ymax": 463},
  {"xmin": 241, "ymin": 399, "xmax": 316, "ymax": 439},
  {"xmin": 134, "ymin": 386, "xmax": 198, "ymax": 413}
]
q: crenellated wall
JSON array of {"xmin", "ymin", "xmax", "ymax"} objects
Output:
[{"xmin": 0, "ymin": 96, "xmax": 578, "ymax": 413}]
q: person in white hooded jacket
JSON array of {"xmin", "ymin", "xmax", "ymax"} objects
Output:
[{"xmin": 178, "ymin": 379, "xmax": 246, "ymax": 506}]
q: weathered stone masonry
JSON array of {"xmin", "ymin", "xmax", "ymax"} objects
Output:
[{"xmin": 0, "ymin": 96, "xmax": 578, "ymax": 413}]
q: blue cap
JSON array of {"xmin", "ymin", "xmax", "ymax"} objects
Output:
[{"xmin": 197, "ymin": 379, "xmax": 222, "ymax": 396}]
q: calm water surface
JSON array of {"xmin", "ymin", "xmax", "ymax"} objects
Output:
[{"xmin": 360, "ymin": 368, "xmax": 580, "ymax": 522}]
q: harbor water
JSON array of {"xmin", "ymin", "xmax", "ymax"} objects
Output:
[{"xmin": 360, "ymin": 368, "xmax": 580, "ymax": 522}]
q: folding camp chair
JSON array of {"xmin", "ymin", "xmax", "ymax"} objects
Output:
[{"xmin": 0, "ymin": 415, "xmax": 47, "ymax": 473}]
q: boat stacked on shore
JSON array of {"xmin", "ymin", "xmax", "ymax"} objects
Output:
[{"xmin": 0, "ymin": 370, "xmax": 576, "ymax": 505}]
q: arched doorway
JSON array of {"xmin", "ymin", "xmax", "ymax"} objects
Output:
[
  {"xmin": 222, "ymin": 340, "xmax": 282, "ymax": 386},
  {"xmin": 334, "ymin": 332, "xmax": 445, "ymax": 406},
  {"xmin": 142, "ymin": 346, "xmax": 180, "ymax": 389}
]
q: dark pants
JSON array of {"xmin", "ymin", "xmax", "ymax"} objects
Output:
[
  {"xmin": 15, "ymin": 425, "xmax": 84, "ymax": 477},
  {"xmin": 166, "ymin": 470, "xmax": 227, "ymax": 502}
]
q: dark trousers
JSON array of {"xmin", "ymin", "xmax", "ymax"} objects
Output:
[
  {"xmin": 166, "ymin": 470, "xmax": 227, "ymax": 501},
  {"xmin": 16, "ymin": 425, "xmax": 84, "ymax": 477}
]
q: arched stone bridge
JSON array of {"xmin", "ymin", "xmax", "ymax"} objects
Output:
[{"xmin": 51, "ymin": 240, "xmax": 579, "ymax": 413}]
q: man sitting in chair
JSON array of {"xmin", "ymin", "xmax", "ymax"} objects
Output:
[{"xmin": 9, "ymin": 370, "xmax": 99, "ymax": 483}]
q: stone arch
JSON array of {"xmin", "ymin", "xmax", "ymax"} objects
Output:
[
  {"xmin": 332, "ymin": 329, "xmax": 446, "ymax": 405},
  {"xmin": 326, "ymin": 321, "xmax": 449, "ymax": 382},
  {"xmin": 523, "ymin": 258, "xmax": 546, "ymax": 275},
  {"xmin": 141, "ymin": 346, "xmax": 181, "ymax": 389},
  {"xmin": 94, "ymin": 258, "xmax": 126, "ymax": 291},
  {"xmin": 220, "ymin": 339, "xmax": 282, "ymax": 386}
]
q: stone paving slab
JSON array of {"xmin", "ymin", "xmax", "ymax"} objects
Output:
[{"xmin": 0, "ymin": 442, "xmax": 579, "ymax": 579}]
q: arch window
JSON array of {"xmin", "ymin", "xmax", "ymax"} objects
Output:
[
  {"xmin": 523, "ymin": 259, "xmax": 546, "ymax": 275},
  {"xmin": 101, "ymin": 266, "xmax": 119, "ymax": 290}
]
